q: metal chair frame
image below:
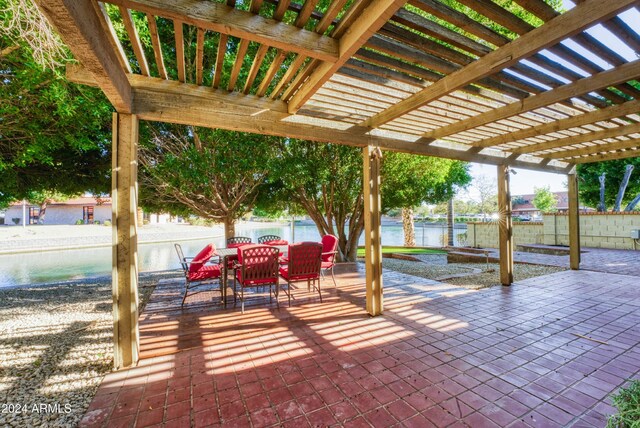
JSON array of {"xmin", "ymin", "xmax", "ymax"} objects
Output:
[
  {"xmin": 233, "ymin": 245, "xmax": 280, "ymax": 313},
  {"xmin": 227, "ymin": 236, "xmax": 252, "ymax": 246},
  {"xmin": 258, "ymin": 234, "xmax": 282, "ymax": 244},
  {"xmin": 174, "ymin": 243, "xmax": 222, "ymax": 307}
]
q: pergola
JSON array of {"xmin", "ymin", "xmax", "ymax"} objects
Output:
[{"xmin": 36, "ymin": 0, "xmax": 640, "ymax": 368}]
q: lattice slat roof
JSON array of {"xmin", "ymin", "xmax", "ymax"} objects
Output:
[{"xmin": 38, "ymin": 0, "xmax": 640, "ymax": 173}]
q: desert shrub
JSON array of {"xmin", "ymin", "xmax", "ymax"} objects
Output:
[{"xmin": 607, "ymin": 380, "xmax": 640, "ymax": 428}]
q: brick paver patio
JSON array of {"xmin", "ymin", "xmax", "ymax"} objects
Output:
[
  {"xmin": 81, "ymin": 264, "xmax": 640, "ymax": 427},
  {"xmin": 478, "ymin": 247, "xmax": 640, "ymax": 277}
]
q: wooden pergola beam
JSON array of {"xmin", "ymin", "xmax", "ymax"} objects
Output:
[
  {"xmin": 570, "ymin": 148, "xmax": 640, "ymax": 164},
  {"xmin": 512, "ymin": 122, "xmax": 640, "ymax": 155},
  {"xmin": 544, "ymin": 138, "xmax": 640, "ymax": 160},
  {"xmin": 472, "ymin": 100, "xmax": 640, "ymax": 149},
  {"xmin": 104, "ymin": 74, "xmax": 571, "ymax": 172},
  {"xmin": 286, "ymin": 0, "xmax": 406, "ymax": 113},
  {"xmin": 568, "ymin": 168, "xmax": 581, "ymax": 270},
  {"xmin": 423, "ymin": 59, "xmax": 640, "ymax": 141},
  {"xmin": 103, "ymin": 0, "xmax": 339, "ymax": 62},
  {"xmin": 34, "ymin": 0, "xmax": 132, "ymax": 112},
  {"xmin": 360, "ymin": 0, "xmax": 636, "ymax": 129}
]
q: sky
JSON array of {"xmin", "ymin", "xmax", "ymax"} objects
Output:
[{"xmin": 462, "ymin": 1, "xmax": 640, "ymax": 201}]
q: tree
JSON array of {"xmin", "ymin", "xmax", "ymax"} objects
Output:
[
  {"xmin": 0, "ymin": 1, "xmax": 113, "ymax": 208},
  {"xmin": 381, "ymin": 153, "xmax": 470, "ymax": 246},
  {"xmin": 473, "ymin": 175, "xmax": 498, "ymax": 220},
  {"xmin": 578, "ymin": 159, "xmax": 640, "ymax": 211},
  {"xmin": 265, "ymin": 141, "xmax": 364, "ymax": 262},
  {"xmin": 532, "ymin": 186, "xmax": 558, "ymax": 213},
  {"xmin": 138, "ymin": 125, "xmax": 280, "ymax": 239}
]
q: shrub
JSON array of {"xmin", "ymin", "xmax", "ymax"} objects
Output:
[
  {"xmin": 103, "ymin": 220, "xmax": 112, "ymax": 226},
  {"xmin": 94, "ymin": 220, "xmax": 100, "ymax": 225},
  {"xmin": 75, "ymin": 219, "xmax": 84, "ymax": 225},
  {"xmin": 607, "ymin": 380, "xmax": 640, "ymax": 428},
  {"xmin": 12, "ymin": 218, "xmax": 20, "ymax": 225}
]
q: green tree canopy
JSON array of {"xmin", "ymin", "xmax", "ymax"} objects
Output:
[
  {"xmin": 578, "ymin": 160, "xmax": 640, "ymax": 211},
  {"xmin": 532, "ymin": 186, "xmax": 558, "ymax": 213},
  {"xmin": 0, "ymin": 2, "xmax": 113, "ymax": 208},
  {"xmin": 138, "ymin": 124, "xmax": 281, "ymax": 239}
]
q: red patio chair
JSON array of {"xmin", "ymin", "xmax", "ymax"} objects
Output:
[
  {"xmin": 175, "ymin": 243, "xmax": 222, "ymax": 307},
  {"xmin": 233, "ymin": 244, "xmax": 280, "ymax": 313},
  {"xmin": 279, "ymin": 242, "xmax": 323, "ymax": 307},
  {"xmin": 320, "ymin": 234, "xmax": 339, "ymax": 287}
]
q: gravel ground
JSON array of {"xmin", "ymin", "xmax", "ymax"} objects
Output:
[
  {"xmin": 380, "ymin": 258, "xmax": 567, "ymax": 289},
  {"xmin": 0, "ymin": 271, "xmax": 176, "ymax": 427}
]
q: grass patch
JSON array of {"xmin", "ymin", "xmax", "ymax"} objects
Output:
[
  {"xmin": 357, "ymin": 246, "xmax": 445, "ymax": 257},
  {"xmin": 607, "ymin": 380, "xmax": 640, "ymax": 428}
]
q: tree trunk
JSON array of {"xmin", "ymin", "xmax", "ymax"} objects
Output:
[
  {"xmin": 447, "ymin": 198, "xmax": 454, "ymax": 246},
  {"xmin": 402, "ymin": 207, "xmax": 416, "ymax": 247},
  {"xmin": 613, "ymin": 165, "xmax": 634, "ymax": 212},
  {"xmin": 37, "ymin": 201, "xmax": 48, "ymax": 224},
  {"xmin": 598, "ymin": 173, "xmax": 606, "ymax": 212},
  {"xmin": 223, "ymin": 216, "xmax": 236, "ymax": 241},
  {"xmin": 625, "ymin": 193, "xmax": 640, "ymax": 212}
]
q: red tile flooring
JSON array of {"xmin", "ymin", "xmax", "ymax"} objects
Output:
[{"xmin": 81, "ymin": 265, "xmax": 640, "ymax": 427}]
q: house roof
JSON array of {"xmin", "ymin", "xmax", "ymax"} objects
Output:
[
  {"xmin": 40, "ymin": 0, "xmax": 640, "ymax": 172},
  {"xmin": 9, "ymin": 197, "xmax": 112, "ymax": 207}
]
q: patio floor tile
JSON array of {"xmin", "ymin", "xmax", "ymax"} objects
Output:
[{"xmin": 81, "ymin": 265, "xmax": 640, "ymax": 427}]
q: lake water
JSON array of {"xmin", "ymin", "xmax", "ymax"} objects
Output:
[{"xmin": 0, "ymin": 223, "xmax": 465, "ymax": 288}]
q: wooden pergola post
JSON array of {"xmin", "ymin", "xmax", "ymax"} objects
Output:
[
  {"xmin": 111, "ymin": 113, "xmax": 140, "ymax": 368},
  {"xmin": 363, "ymin": 146, "xmax": 383, "ymax": 316},
  {"xmin": 568, "ymin": 168, "xmax": 581, "ymax": 270},
  {"xmin": 497, "ymin": 165, "xmax": 514, "ymax": 286}
]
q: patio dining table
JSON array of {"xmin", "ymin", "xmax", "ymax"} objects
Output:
[{"xmin": 216, "ymin": 245, "xmax": 288, "ymax": 305}]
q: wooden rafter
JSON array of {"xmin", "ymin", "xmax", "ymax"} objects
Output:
[
  {"xmin": 102, "ymin": 0, "xmax": 339, "ymax": 62},
  {"xmin": 34, "ymin": 0, "xmax": 132, "ymax": 112},
  {"xmin": 472, "ymin": 100, "xmax": 640, "ymax": 149},
  {"xmin": 287, "ymin": 0, "xmax": 407, "ymax": 113},
  {"xmin": 361, "ymin": 0, "xmax": 638, "ymax": 129},
  {"xmin": 196, "ymin": 28, "xmax": 205, "ymax": 85},
  {"xmin": 270, "ymin": 54, "xmax": 306, "ymax": 99},
  {"xmin": 257, "ymin": 51, "xmax": 286, "ymax": 97},
  {"xmin": 146, "ymin": 14, "xmax": 167, "ymax": 79},
  {"xmin": 244, "ymin": 45, "xmax": 270, "ymax": 93},
  {"xmin": 228, "ymin": 39, "xmax": 250, "ymax": 91},
  {"xmin": 423, "ymin": 59, "xmax": 640, "ymax": 141},
  {"xmin": 213, "ymin": 34, "xmax": 228, "ymax": 89},
  {"xmin": 512, "ymin": 122, "xmax": 640, "ymax": 155},
  {"xmin": 544, "ymin": 138, "xmax": 640, "ymax": 160},
  {"xmin": 119, "ymin": 7, "xmax": 149, "ymax": 76},
  {"xmin": 570, "ymin": 148, "xmax": 640, "ymax": 164},
  {"xmin": 174, "ymin": 20, "xmax": 185, "ymax": 82}
]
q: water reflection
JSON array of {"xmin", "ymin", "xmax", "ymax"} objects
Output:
[{"xmin": 0, "ymin": 224, "xmax": 463, "ymax": 288}]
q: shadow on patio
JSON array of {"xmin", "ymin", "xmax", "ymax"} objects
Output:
[{"xmin": 81, "ymin": 265, "xmax": 640, "ymax": 427}]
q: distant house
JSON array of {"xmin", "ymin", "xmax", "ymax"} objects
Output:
[
  {"xmin": 4, "ymin": 197, "xmax": 183, "ymax": 225},
  {"xmin": 512, "ymin": 191, "xmax": 593, "ymax": 218},
  {"xmin": 5, "ymin": 197, "xmax": 112, "ymax": 225}
]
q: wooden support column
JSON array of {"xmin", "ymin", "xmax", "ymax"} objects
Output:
[
  {"xmin": 112, "ymin": 113, "xmax": 140, "ymax": 369},
  {"xmin": 568, "ymin": 168, "xmax": 581, "ymax": 270},
  {"xmin": 363, "ymin": 146, "xmax": 383, "ymax": 316},
  {"xmin": 497, "ymin": 165, "xmax": 514, "ymax": 286}
]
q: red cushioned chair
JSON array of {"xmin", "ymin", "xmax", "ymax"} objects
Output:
[
  {"xmin": 320, "ymin": 234, "xmax": 339, "ymax": 287},
  {"xmin": 233, "ymin": 244, "xmax": 280, "ymax": 313},
  {"xmin": 279, "ymin": 242, "xmax": 323, "ymax": 307},
  {"xmin": 175, "ymin": 243, "xmax": 222, "ymax": 307}
]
